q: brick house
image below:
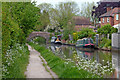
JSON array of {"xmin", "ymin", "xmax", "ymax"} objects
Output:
[
  {"xmin": 100, "ymin": 7, "xmax": 120, "ymax": 28},
  {"xmin": 72, "ymin": 16, "xmax": 92, "ymax": 31}
]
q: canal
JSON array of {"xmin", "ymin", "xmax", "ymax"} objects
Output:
[{"xmin": 46, "ymin": 44, "xmax": 120, "ymax": 78}]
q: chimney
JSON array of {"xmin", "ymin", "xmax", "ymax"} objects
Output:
[{"xmin": 107, "ymin": 7, "xmax": 112, "ymax": 12}]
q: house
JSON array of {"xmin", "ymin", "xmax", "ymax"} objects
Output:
[
  {"xmin": 72, "ymin": 16, "xmax": 92, "ymax": 31},
  {"xmin": 92, "ymin": 0, "xmax": 120, "ymax": 19},
  {"xmin": 100, "ymin": 7, "xmax": 120, "ymax": 28}
]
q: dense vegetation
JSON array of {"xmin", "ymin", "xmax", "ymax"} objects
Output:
[
  {"xmin": 32, "ymin": 37, "xmax": 46, "ymax": 45},
  {"xmin": 28, "ymin": 42, "xmax": 100, "ymax": 78},
  {"xmin": 2, "ymin": 43, "xmax": 29, "ymax": 78},
  {"xmin": 37, "ymin": 2, "xmax": 80, "ymax": 40},
  {"xmin": 2, "ymin": 2, "xmax": 40, "ymax": 78},
  {"xmin": 97, "ymin": 24, "xmax": 118, "ymax": 49},
  {"xmin": 73, "ymin": 28, "xmax": 96, "ymax": 41},
  {"xmin": 2, "ymin": 1, "xmax": 117, "ymax": 78},
  {"xmin": 97, "ymin": 24, "xmax": 118, "ymax": 39},
  {"xmin": 2, "ymin": 2, "xmax": 40, "ymax": 54}
]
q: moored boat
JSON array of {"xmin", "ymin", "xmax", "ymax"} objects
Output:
[
  {"xmin": 55, "ymin": 38, "xmax": 62, "ymax": 44},
  {"xmin": 76, "ymin": 38, "xmax": 95, "ymax": 48},
  {"xmin": 51, "ymin": 37, "xmax": 57, "ymax": 43}
]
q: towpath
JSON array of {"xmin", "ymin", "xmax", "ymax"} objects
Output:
[{"xmin": 25, "ymin": 44, "xmax": 58, "ymax": 78}]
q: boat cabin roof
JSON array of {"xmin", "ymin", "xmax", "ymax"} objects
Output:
[
  {"xmin": 77, "ymin": 38, "xmax": 93, "ymax": 41},
  {"xmin": 52, "ymin": 37, "xmax": 56, "ymax": 38}
]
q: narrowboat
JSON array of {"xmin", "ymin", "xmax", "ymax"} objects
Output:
[
  {"xmin": 76, "ymin": 38, "xmax": 94, "ymax": 48},
  {"xmin": 55, "ymin": 38, "xmax": 62, "ymax": 44},
  {"xmin": 51, "ymin": 37, "xmax": 57, "ymax": 43}
]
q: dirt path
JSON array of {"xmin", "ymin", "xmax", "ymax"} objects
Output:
[{"xmin": 25, "ymin": 44, "xmax": 58, "ymax": 78}]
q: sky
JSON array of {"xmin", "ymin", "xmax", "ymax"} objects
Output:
[{"xmin": 31, "ymin": 0, "xmax": 100, "ymax": 8}]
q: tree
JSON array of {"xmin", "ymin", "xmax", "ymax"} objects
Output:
[
  {"xmin": 36, "ymin": 2, "xmax": 80, "ymax": 33},
  {"xmin": 2, "ymin": 2, "xmax": 40, "ymax": 54},
  {"xmin": 80, "ymin": 2, "xmax": 98, "ymax": 26},
  {"xmin": 97, "ymin": 24, "xmax": 118, "ymax": 38},
  {"xmin": 35, "ymin": 10, "xmax": 50, "ymax": 31},
  {"xmin": 77, "ymin": 28, "xmax": 96, "ymax": 39},
  {"xmin": 56, "ymin": 2, "xmax": 80, "ymax": 29},
  {"xmin": 18, "ymin": 2, "xmax": 40, "ymax": 36},
  {"xmin": 5, "ymin": 2, "xmax": 40, "ymax": 36},
  {"xmin": 36, "ymin": 3, "xmax": 52, "ymax": 31},
  {"xmin": 37, "ymin": 3, "xmax": 53, "ymax": 12}
]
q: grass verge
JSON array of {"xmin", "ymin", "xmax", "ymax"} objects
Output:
[
  {"xmin": 28, "ymin": 42, "xmax": 100, "ymax": 78},
  {"xmin": 2, "ymin": 43, "xmax": 29, "ymax": 78}
]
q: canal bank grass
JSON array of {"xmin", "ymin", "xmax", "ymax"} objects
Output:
[
  {"xmin": 39, "ymin": 55, "xmax": 55, "ymax": 78},
  {"xmin": 2, "ymin": 44, "xmax": 30, "ymax": 78},
  {"xmin": 28, "ymin": 42, "xmax": 100, "ymax": 78}
]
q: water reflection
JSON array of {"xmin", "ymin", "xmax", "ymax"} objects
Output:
[{"xmin": 48, "ymin": 44, "xmax": 120, "ymax": 78}]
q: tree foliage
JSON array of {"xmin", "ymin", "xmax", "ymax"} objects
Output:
[
  {"xmin": 37, "ymin": 3, "xmax": 53, "ymax": 12},
  {"xmin": 56, "ymin": 2, "xmax": 79, "ymax": 29},
  {"xmin": 2, "ymin": 2, "xmax": 40, "ymax": 54},
  {"xmin": 77, "ymin": 28, "xmax": 96, "ymax": 39},
  {"xmin": 45, "ymin": 2, "xmax": 80, "ymax": 31},
  {"xmin": 80, "ymin": 2, "xmax": 98, "ymax": 25},
  {"xmin": 97, "ymin": 24, "xmax": 118, "ymax": 35},
  {"xmin": 35, "ymin": 3, "xmax": 52, "ymax": 31}
]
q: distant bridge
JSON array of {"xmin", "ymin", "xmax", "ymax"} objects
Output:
[{"xmin": 27, "ymin": 32, "xmax": 54, "ymax": 43}]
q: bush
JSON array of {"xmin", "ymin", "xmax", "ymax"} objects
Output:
[
  {"xmin": 77, "ymin": 28, "xmax": 96, "ymax": 40},
  {"xmin": 99, "ymin": 38, "xmax": 111, "ymax": 48},
  {"xmin": 97, "ymin": 24, "xmax": 118, "ymax": 39},
  {"xmin": 48, "ymin": 28, "xmax": 55, "ymax": 33},
  {"xmin": 33, "ymin": 37, "xmax": 46, "ymax": 45},
  {"xmin": 73, "ymin": 32, "xmax": 78, "ymax": 41},
  {"xmin": 104, "ymin": 39, "xmax": 111, "ymax": 48}
]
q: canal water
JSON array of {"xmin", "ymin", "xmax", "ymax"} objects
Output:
[{"xmin": 46, "ymin": 44, "xmax": 120, "ymax": 78}]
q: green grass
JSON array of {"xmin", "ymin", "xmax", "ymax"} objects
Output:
[
  {"xmin": 28, "ymin": 42, "xmax": 100, "ymax": 78},
  {"xmin": 2, "ymin": 43, "xmax": 30, "ymax": 78}
]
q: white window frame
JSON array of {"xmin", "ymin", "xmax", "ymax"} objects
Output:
[
  {"xmin": 103, "ymin": 18, "xmax": 104, "ymax": 23},
  {"xmin": 116, "ymin": 14, "xmax": 119, "ymax": 20},
  {"xmin": 107, "ymin": 17, "xmax": 109, "ymax": 22}
]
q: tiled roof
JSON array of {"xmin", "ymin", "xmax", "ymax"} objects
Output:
[
  {"xmin": 100, "ymin": 7, "xmax": 120, "ymax": 18},
  {"xmin": 100, "ymin": 0, "xmax": 120, "ymax": 2},
  {"xmin": 112, "ymin": 7, "xmax": 120, "ymax": 14},
  {"xmin": 73, "ymin": 16, "xmax": 91, "ymax": 25}
]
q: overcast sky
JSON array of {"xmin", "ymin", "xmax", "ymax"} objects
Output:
[{"xmin": 32, "ymin": 0, "xmax": 100, "ymax": 8}]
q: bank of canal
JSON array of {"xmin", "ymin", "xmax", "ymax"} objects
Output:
[
  {"xmin": 29, "ymin": 41, "xmax": 120, "ymax": 78},
  {"xmin": 47, "ymin": 44, "xmax": 120, "ymax": 78}
]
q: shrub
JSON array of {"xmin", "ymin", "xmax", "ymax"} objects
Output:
[
  {"xmin": 77, "ymin": 28, "xmax": 96, "ymax": 40},
  {"xmin": 73, "ymin": 32, "xmax": 78, "ymax": 41},
  {"xmin": 99, "ymin": 38, "xmax": 111, "ymax": 48},
  {"xmin": 104, "ymin": 39, "xmax": 111, "ymax": 48},
  {"xmin": 33, "ymin": 37, "xmax": 46, "ymax": 45},
  {"xmin": 97, "ymin": 24, "xmax": 118, "ymax": 39}
]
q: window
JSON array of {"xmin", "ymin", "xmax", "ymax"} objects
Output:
[
  {"xmin": 116, "ymin": 14, "xmax": 119, "ymax": 20},
  {"xmin": 107, "ymin": 17, "xmax": 109, "ymax": 22},
  {"xmin": 103, "ymin": 18, "xmax": 104, "ymax": 23}
]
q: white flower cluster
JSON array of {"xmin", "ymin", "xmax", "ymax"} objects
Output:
[
  {"xmin": 74, "ymin": 56, "xmax": 114, "ymax": 77},
  {"xmin": 2, "ymin": 43, "xmax": 27, "ymax": 77}
]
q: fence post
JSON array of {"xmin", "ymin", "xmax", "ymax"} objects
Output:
[{"xmin": 96, "ymin": 34, "xmax": 99, "ymax": 47}]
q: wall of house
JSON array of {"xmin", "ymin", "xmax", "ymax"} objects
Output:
[
  {"xmin": 114, "ymin": 14, "xmax": 120, "ymax": 25},
  {"xmin": 110, "ymin": 17, "xmax": 114, "ymax": 26},
  {"xmin": 101, "ymin": 17, "xmax": 114, "ymax": 26}
]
